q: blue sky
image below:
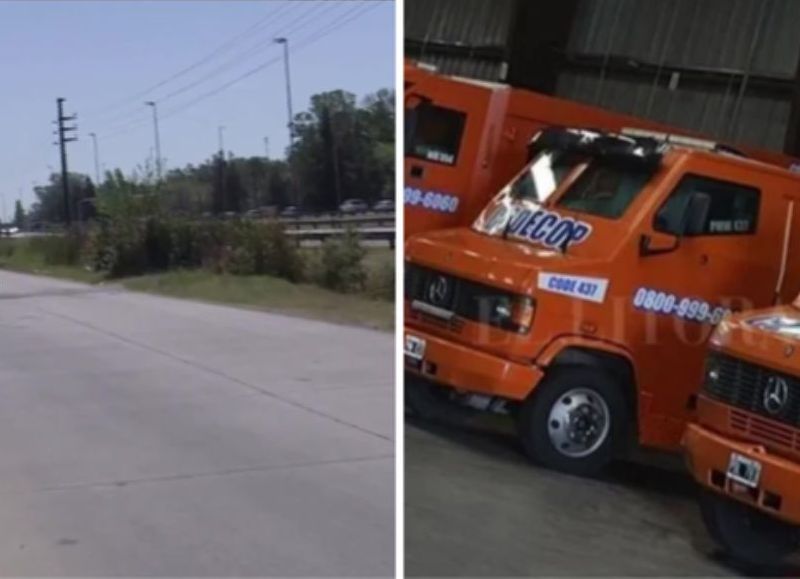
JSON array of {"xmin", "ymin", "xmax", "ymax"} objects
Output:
[{"xmin": 0, "ymin": 0, "xmax": 395, "ymax": 218}]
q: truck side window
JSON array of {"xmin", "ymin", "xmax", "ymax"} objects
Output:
[
  {"xmin": 406, "ymin": 103, "xmax": 466, "ymax": 166},
  {"xmin": 654, "ymin": 175, "xmax": 760, "ymax": 236}
]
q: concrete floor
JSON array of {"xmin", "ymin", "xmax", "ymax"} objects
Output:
[
  {"xmin": 0, "ymin": 270, "xmax": 394, "ymax": 576},
  {"xmin": 406, "ymin": 418, "xmax": 763, "ymax": 577}
]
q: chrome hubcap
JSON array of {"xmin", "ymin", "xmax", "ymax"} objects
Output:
[{"xmin": 547, "ymin": 388, "xmax": 610, "ymax": 458}]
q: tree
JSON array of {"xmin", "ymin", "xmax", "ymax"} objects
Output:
[
  {"xmin": 289, "ymin": 88, "xmax": 395, "ymax": 211},
  {"xmin": 29, "ymin": 172, "xmax": 96, "ymax": 224},
  {"xmin": 13, "ymin": 200, "xmax": 24, "ymax": 227},
  {"xmin": 25, "ymin": 86, "xmax": 393, "ymax": 220}
]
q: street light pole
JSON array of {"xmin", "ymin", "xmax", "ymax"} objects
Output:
[
  {"xmin": 145, "ymin": 101, "xmax": 162, "ymax": 182},
  {"xmin": 273, "ymin": 37, "xmax": 294, "ymax": 145},
  {"xmin": 89, "ymin": 132, "xmax": 100, "ymax": 185}
]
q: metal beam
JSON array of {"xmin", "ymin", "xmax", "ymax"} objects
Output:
[{"xmin": 784, "ymin": 52, "xmax": 800, "ymax": 156}]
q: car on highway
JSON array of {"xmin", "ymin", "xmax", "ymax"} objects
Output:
[
  {"xmin": 373, "ymin": 199, "xmax": 395, "ymax": 213},
  {"xmin": 339, "ymin": 198, "xmax": 369, "ymax": 214},
  {"xmin": 0, "ymin": 225, "xmax": 19, "ymax": 237},
  {"xmin": 279, "ymin": 205, "xmax": 301, "ymax": 218}
]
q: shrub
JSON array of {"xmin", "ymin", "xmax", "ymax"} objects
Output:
[
  {"xmin": 367, "ymin": 258, "xmax": 394, "ymax": 301},
  {"xmin": 316, "ymin": 228, "xmax": 367, "ymax": 292},
  {"xmin": 44, "ymin": 214, "xmax": 309, "ymax": 286},
  {"xmin": 259, "ymin": 221, "xmax": 304, "ymax": 282}
]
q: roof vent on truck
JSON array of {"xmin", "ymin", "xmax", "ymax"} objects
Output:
[
  {"xmin": 527, "ymin": 127, "xmax": 663, "ymax": 170},
  {"xmin": 620, "ymin": 127, "xmax": 747, "ymax": 159}
]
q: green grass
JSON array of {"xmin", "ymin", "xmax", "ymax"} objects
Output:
[
  {"xmin": 0, "ymin": 237, "xmax": 394, "ymax": 331},
  {"xmin": 123, "ymin": 271, "xmax": 393, "ymax": 331},
  {"xmin": 0, "ymin": 238, "xmax": 103, "ymax": 283}
]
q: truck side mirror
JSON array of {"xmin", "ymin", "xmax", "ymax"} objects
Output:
[
  {"xmin": 639, "ymin": 231, "xmax": 679, "ymax": 256},
  {"xmin": 640, "ymin": 191, "xmax": 712, "ymax": 257},
  {"xmin": 680, "ymin": 192, "xmax": 711, "ymax": 236}
]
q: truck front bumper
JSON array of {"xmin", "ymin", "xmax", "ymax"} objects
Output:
[
  {"xmin": 403, "ymin": 326, "xmax": 542, "ymax": 401},
  {"xmin": 684, "ymin": 418, "xmax": 800, "ymax": 526}
]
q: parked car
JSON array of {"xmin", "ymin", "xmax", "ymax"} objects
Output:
[
  {"xmin": 279, "ymin": 205, "xmax": 300, "ymax": 218},
  {"xmin": 373, "ymin": 199, "xmax": 395, "ymax": 213},
  {"xmin": 339, "ymin": 198, "xmax": 369, "ymax": 214}
]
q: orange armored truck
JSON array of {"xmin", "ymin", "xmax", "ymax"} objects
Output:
[
  {"xmin": 404, "ymin": 62, "xmax": 799, "ymax": 240},
  {"xmin": 684, "ymin": 298, "xmax": 800, "ymax": 567},
  {"xmin": 404, "ymin": 126, "xmax": 800, "ymax": 476}
]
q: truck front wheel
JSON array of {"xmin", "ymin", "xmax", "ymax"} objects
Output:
[
  {"xmin": 517, "ymin": 366, "xmax": 628, "ymax": 476},
  {"xmin": 699, "ymin": 490, "xmax": 799, "ymax": 569}
]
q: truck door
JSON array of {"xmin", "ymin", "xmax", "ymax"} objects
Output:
[
  {"xmin": 404, "ymin": 77, "xmax": 509, "ymax": 238},
  {"xmin": 632, "ymin": 169, "xmax": 784, "ymax": 450}
]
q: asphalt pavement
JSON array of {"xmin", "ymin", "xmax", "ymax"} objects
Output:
[
  {"xmin": 406, "ymin": 418, "xmax": 756, "ymax": 577},
  {"xmin": 0, "ymin": 270, "xmax": 394, "ymax": 576}
]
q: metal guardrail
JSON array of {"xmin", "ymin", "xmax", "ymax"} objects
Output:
[
  {"xmin": 14, "ymin": 211, "xmax": 397, "ymax": 247},
  {"xmin": 277, "ymin": 212, "xmax": 395, "ymax": 229},
  {"xmin": 286, "ymin": 225, "xmax": 395, "ymax": 248}
]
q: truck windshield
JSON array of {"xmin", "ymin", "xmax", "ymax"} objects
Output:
[
  {"xmin": 508, "ymin": 150, "xmax": 585, "ymax": 203},
  {"xmin": 405, "ymin": 101, "xmax": 466, "ymax": 166},
  {"xmin": 555, "ymin": 163, "xmax": 653, "ymax": 220}
]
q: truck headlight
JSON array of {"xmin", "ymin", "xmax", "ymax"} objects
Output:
[{"xmin": 510, "ymin": 296, "xmax": 535, "ymax": 334}]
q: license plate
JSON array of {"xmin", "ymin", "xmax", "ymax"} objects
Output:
[
  {"xmin": 726, "ymin": 452, "xmax": 762, "ymax": 488},
  {"xmin": 405, "ymin": 334, "xmax": 426, "ymax": 360}
]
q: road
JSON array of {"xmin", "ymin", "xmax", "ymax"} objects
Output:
[
  {"xmin": 406, "ymin": 418, "xmax": 780, "ymax": 577},
  {"xmin": 0, "ymin": 270, "xmax": 394, "ymax": 576}
]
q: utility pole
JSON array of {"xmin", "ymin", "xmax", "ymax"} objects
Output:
[
  {"xmin": 274, "ymin": 37, "xmax": 297, "ymax": 207},
  {"xmin": 218, "ymin": 125, "xmax": 226, "ymax": 212},
  {"xmin": 273, "ymin": 37, "xmax": 294, "ymax": 145},
  {"xmin": 145, "ymin": 101, "xmax": 162, "ymax": 182},
  {"xmin": 89, "ymin": 132, "xmax": 100, "ymax": 185},
  {"xmin": 330, "ymin": 116, "xmax": 342, "ymax": 208},
  {"xmin": 263, "ymin": 136, "xmax": 270, "ymax": 159},
  {"xmin": 218, "ymin": 125, "xmax": 225, "ymax": 157},
  {"xmin": 55, "ymin": 97, "xmax": 77, "ymax": 226}
]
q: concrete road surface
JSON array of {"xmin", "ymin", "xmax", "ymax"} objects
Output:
[
  {"xmin": 0, "ymin": 270, "xmax": 394, "ymax": 576},
  {"xmin": 406, "ymin": 419, "xmax": 772, "ymax": 577}
]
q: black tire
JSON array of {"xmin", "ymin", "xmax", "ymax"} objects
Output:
[
  {"xmin": 405, "ymin": 374, "xmax": 452, "ymax": 421},
  {"xmin": 517, "ymin": 365, "xmax": 629, "ymax": 477},
  {"xmin": 699, "ymin": 490, "xmax": 799, "ymax": 568}
]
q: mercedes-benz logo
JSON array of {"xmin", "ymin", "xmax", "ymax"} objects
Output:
[
  {"xmin": 763, "ymin": 376, "xmax": 790, "ymax": 415},
  {"xmin": 427, "ymin": 275, "xmax": 450, "ymax": 306}
]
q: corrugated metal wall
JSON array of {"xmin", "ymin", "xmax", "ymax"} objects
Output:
[
  {"xmin": 404, "ymin": 0, "xmax": 516, "ymax": 81},
  {"xmin": 404, "ymin": 0, "xmax": 800, "ymax": 153},
  {"xmin": 557, "ymin": 0, "xmax": 800, "ymax": 150},
  {"xmin": 567, "ymin": 0, "xmax": 799, "ymax": 77}
]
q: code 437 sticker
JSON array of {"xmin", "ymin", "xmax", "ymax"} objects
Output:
[{"xmin": 633, "ymin": 287, "xmax": 732, "ymax": 325}]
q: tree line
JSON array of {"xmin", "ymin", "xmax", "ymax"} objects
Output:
[{"xmin": 22, "ymin": 88, "xmax": 394, "ymax": 225}]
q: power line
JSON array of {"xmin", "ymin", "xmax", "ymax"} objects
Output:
[
  {"xmin": 158, "ymin": 3, "xmax": 377, "ymax": 123},
  {"xmin": 82, "ymin": 1, "xmax": 296, "ymax": 121},
  {"xmin": 157, "ymin": 2, "xmax": 338, "ymax": 105},
  {"xmin": 99, "ymin": 1, "xmax": 379, "ymax": 141},
  {"xmin": 92, "ymin": 0, "xmax": 338, "ymax": 133}
]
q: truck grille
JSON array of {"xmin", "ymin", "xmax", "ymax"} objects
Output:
[
  {"xmin": 729, "ymin": 409, "xmax": 800, "ymax": 452},
  {"xmin": 704, "ymin": 351, "xmax": 800, "ymax": 430},
  {"xmin": 404, "ymin": 263, "xmax": 523, "ymax": 332}
]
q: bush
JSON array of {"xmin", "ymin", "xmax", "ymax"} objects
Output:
[
  {"xmin": 316, "ymin": 229, "xmax": 367, "ymax": 292},
  {"xmin": 84, "ymin": 217, "xmax": 306, "ymax": 283},
  {"xmin": 258, "ymin": 221, "xmax": 304, "ymax": 282},
  {"xmin": 367, "ymin": 259, "xmax": 394, "ymax": 301}
]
